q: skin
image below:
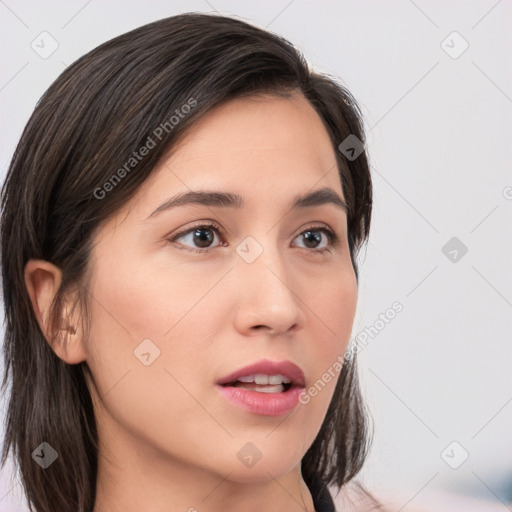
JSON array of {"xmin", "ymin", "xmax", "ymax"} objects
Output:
[{"xmin": 25, "ymin": 92, "xmax": 358, "ymax": 512}]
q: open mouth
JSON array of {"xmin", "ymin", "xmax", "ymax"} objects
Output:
[
  {"xmin": 216, "ymin": 360, "xmax": 306, "ymax": 415},
  {"xmin": 217, "ymin": 376, "xmax": 304, "ymax": 416}
]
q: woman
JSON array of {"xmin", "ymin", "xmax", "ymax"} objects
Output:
[{"xmin": 0, "ymin": 12, "xmax": 381, "ymax": 512}]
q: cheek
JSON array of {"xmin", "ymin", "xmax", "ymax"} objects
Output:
[
  {"xmin": 82, "ymin": 264, "xmax": 221, "ymax": 465},
  {"xmin": 299, "ymin": 269, "xmax": 357, "ymax": 407},
  {"xmin": 308, "ymin": 268, "xmax": 357, "ymax": 355},
  {"xmin": 82, "ymin": 250, "xmax": 226, "ymax": 423},
  {"xmin": 87, "ymin": 242, "xmax": 219, "ymax": 344}
]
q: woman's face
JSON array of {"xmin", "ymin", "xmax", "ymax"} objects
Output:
[{"xmin": 83, "ymin": 92, "xmax": 357, "ymax": 486}]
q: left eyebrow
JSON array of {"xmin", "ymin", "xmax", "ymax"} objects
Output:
[{"xmin": 146, "ymin": 186, "xmax": 348, "ymax": 220}]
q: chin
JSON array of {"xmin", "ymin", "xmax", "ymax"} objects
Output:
[{"xmin": 216, "ymin": 446, "xmax": 303, "ymax": 484}]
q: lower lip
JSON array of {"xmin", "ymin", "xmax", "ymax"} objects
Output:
[{"xmin": 216, "ymin": 384, "xmax": 304, "ymax": 416}]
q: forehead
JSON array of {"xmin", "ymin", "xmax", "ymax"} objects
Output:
[
  {"xmin": 174, "ymin": 92, "xmax": 335, "ymax": 163},
  {"xmin": 109, "ymin": 92, "xmax": 345, "ymax": 227},
  {"xmin": 149, "ymin": 92, "xmax": 340, "ymax": 192}
]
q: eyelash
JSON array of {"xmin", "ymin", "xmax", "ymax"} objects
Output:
[{"xmin": 167, "ymin": 221, "xmax": 340, "ymax": 254}]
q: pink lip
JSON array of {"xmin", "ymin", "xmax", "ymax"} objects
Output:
[{"xmin": 216, "ymin": 359, "xmax": 306, "ymax": 417}]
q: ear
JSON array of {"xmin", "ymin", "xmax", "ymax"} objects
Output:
[{"xmin": 24, "ymin": 259, "xmax": 87, "ymax": 364}]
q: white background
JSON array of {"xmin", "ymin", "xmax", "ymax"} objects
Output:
[{"xmin": 0, "ymin": 1, "xmax": 511, "ymax": 511}]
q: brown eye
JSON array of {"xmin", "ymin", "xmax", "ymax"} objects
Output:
[
  {"xmin": 169, "ymin": 222, "xmax": 223, "ymax": 252},
  {"xmin": 188, "ymin": 227, "xmax": 215, "ymax": 248},
  {"xmin": 293, "ymin": 226, "xmax": 337, "ymax": 252}
]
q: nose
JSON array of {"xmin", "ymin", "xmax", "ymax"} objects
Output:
[{"xmin": 232, "ymin": 240, "xmax": 306, "ymax": 337}]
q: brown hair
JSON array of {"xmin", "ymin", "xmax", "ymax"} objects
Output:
[{"xmin": 1, "ymin": 12, "xmax": 377, "ymax": 511}]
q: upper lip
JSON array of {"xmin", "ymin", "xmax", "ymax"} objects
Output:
[{"xmin": 217, "ymin": 359, "xmax": 306, "ymax": 387}]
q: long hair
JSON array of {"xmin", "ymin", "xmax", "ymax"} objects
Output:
[{"xmin": 1, "ymin": 12, "xmax": 376, "ymax": 512}]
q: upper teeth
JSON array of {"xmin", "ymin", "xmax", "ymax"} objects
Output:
[{"xmin": 236, "ymin": 374, "xmax": 291, "ymax": 385}]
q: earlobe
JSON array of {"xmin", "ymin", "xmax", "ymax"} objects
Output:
[{"xmin": 24, "ymin": 259, "xmax": 87, "ymax": 364}]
